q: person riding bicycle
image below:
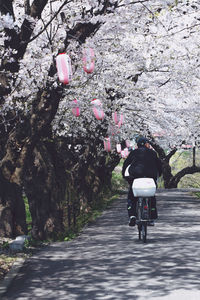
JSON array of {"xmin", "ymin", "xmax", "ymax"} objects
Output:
[{"xmin": 122, "ymin": 137, "xmax": 162, "ymax": 226}]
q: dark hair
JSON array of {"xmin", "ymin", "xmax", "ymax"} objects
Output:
[{"xmin": 137, "ymin": 137, "xmax": 148, "ymax": 147}]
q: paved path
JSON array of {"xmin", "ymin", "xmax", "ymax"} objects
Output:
[{"xmin": 2, "ymin": 189, "xmax": 200, "ymax": 300}]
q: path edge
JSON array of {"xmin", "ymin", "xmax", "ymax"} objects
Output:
[{"xmin": 0, "ymin": 258, "xmax": 25, "ymax": 297}]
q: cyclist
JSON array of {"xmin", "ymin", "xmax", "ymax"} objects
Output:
[{"xmin": 122, "ymin": 137, "xmax": 162, "ymax": 226}]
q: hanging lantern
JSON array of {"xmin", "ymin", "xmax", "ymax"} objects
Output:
[
  {"xmin": 125, "ymin": 140, "xmax": 130, "ymax": 148},
  {"xmin": 121, "ymin": 148, "xmax": 129, "ymax": 158},
  {"xmin": 121, "ymin": 150, "xmax": 125, "ymax": 158},
  {"xmin": 124, "ymin": 147, "xmax": 129, "ymax": 157},
  {"xmin": 91, "ymin": 98, "xmax": 104, "ymax": 120},
  {"xmin": 93, "ymin": 107, "xmax": 104, "ymax": 120},
  {"xmin": 56, "ymin": 53, "xmax": 72, "ymax": 84},
  {"xmin": 83, "ymin": 48, "xmax": 95, "ymax": 74},
  {"xmin": 112, "ymin": 112, "xmax": 124, "ymax": 127},
  {"xmin": 91, "ymin": 98, "xmax": 102, "ymax": 106},
  {"xmin": 72, "ymin": 99, "xmax": 80, "ymax": 117},
  {"xmin": 104, "ymin": 137, "xmax": 111, "ymax": 152},
  {"xmin": 116, "ymin": 144, "xmax": 121, "ymax": 153}
]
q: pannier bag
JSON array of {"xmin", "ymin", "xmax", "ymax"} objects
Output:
[{"xmin": 132, "ymin": 178, "xmax": 156, "ymax": 197}]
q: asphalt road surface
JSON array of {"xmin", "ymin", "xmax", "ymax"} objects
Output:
[{"xmin": 2, "ymin": 189, "xmax": 200, "ymax": 300}]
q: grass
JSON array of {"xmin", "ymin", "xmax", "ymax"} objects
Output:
[
  {"xmin": 112, "ymin": 171, "xmax": 127, "ymax": 191},
  {"xmin": 194, "ymin": 192, "xmax": 200, "ymax": 199}
]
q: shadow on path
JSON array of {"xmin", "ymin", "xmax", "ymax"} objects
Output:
[{"xmin": 2, "ymin": 189, "xmax": 200, "ymax": 299}]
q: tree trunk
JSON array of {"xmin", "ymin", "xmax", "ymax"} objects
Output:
[
  {"xmin": 23, "ymin": 141, "xmax": 66, "ymax": 240},
  {"xmin": 162, "ymin": 160, "xmax": 174, "ymax": 188},
  {"xmin": 0, "ymin": 171, "xmax": 27, "ymax": 237}
]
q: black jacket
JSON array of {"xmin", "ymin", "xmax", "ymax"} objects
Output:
[{"xmin": 122, "ymin": 146, "xmax": 162, "ymax": 182}]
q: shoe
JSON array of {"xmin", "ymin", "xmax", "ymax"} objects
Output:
[
  {"xmin": 147, "ymin": 220, "xmax": 155, "ymax": 226},
  {"xmin": 129, "ymin": 216, "xmax": 136, "ymax": 226}
]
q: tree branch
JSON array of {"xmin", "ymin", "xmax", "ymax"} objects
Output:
[
  {"xmin": 23, "ymin": 0, "xmax": 72, "ymax": 45},
  {"xmin": 166, "ymin": 148, "xmax": 177, "ymax": 162},
  {"xmin": 169, "ymin": 165, "xmax": 200, "ymax": 188}
]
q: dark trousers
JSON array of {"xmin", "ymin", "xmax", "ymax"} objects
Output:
[{"xmin": 127, "ymin": 185, "xmax": 158, "ymax": 219}]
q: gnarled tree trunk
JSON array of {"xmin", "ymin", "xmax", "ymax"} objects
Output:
[
  {"xmin": 23, "ymin": 141, "xmax": 66, "ymax": 240},
  {"xmin": 0, "ymin": 171, "xmax": 27, "ymax": 237}
]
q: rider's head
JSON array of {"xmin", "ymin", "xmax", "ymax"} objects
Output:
[{"xmin": 137, "ymin": 137, "xmax": 149, "ymax": 148}]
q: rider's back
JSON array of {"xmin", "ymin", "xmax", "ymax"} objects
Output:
[{"xmin": 127, "ymin": 147, "xmax": 161, "ymax": 181}]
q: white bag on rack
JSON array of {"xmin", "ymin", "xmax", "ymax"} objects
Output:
[{"xmin": 132, "ymin": 178, "xmax": 156, "ymax": 197}]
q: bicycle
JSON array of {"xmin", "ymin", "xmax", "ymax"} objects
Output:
[{"xmin": 132, "ymin": 178, "xmax": 156, "ymax": 243}]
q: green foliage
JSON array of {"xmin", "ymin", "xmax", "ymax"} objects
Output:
[
  {"xmin": 1, "ymin": 241, "xmax": 9, "ymax": 249},
  {"xmin": 23, "ymin": 237, "xmax": 49, "ymax": 250},
  {"xmin": 111, "ymin": 168, "xmax": 128, "ymax": 192},
  {"xmin": 170, "ymin": 149, "xmax": 200, "ymax": 188},
  {"xmin": 23, "ymin": 196, "xmax": 32, "ymax": 232},
  {"xmin": 179, "ymin": 174, "xmax": 200, "ymax": 189},
  {"xmin": 157, "ymin": 176, "xmax": 164, "ymax": 188},
  {"xmin": 64, "ymin": 233, "xmax": 77, "ymax": 241},
  {"xmin": 195, "ymin": 192, "xmax": 200, "ymax": 198}
]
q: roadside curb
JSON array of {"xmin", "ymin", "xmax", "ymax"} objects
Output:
[{"xmin": 0, "ymin": 258, "xmax": 25, "ymax": 298}]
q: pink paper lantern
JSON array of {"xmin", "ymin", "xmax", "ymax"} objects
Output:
[
  {"xmin": 121, "ymin": 148, "xmax": 129, "ymax": 158},
  {"xmin": 112, "ymin": 112, "xmax": 124, "ymax": 127},
  {"xmin": 125, "ymin": 140, "xmax": 130, "ymax": 148},
  {"xmin": 124, "ymin": 147, "xmax": 129, "ymax": 157},
  {"xmin": 56, "ymin": 53, "xmax": 72, "ymax": 84},
  {"xmin": 93, "ymin": 107, "xmax": 105, "ymax": 120},
  {"xmin": 116, "ymin": 144, "xmax": 121, "ymax": 153},
  {"xmin": 91, "ymin": 98, "xmax": 104, "ymax": 120},
  {"xmin": 121, "ymin": 150, "xmax": 125, "ymax": 158},
  {"xmin": 72, "ymin": 99, "xmax": 80, "ymax": 117},
  {"xmin": 83, "ymin": 48, "xmax": 95, "ymax": 74},
  {"xmin": 104, "ymin": 137, "xmax": 111, "ymax": 152},
  {"xmin": 91, "ymin": 98, "xmax": 102, "ymax": 106}
]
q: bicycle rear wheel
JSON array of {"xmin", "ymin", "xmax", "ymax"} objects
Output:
[
  {"xmin": 138, "ymin": 223, "xmax": 142, "ymax": 240},
  {"xmin": 142, "ymin": 222, "xmax": 147, "ymax": 243}
]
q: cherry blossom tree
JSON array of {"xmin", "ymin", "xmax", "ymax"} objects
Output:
[
  {"xmin": 1, "ymin": 0, "xmax": 200, "ymax": 238},
  {"xmin": 0, "ymin": 0, "xmax": 126, "ymax": 238}
]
